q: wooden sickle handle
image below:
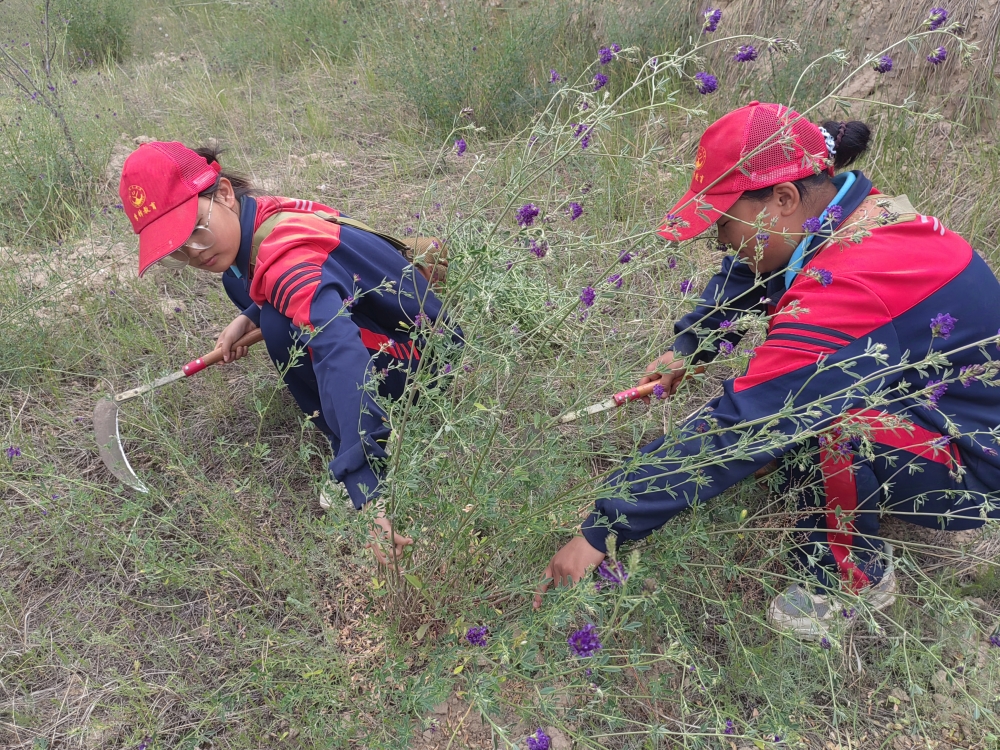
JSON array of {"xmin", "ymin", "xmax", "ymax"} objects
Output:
[
  {"xmin": 611, "ymin": 365, "xmax": 708, "ymax": 406},
  {"xmin": 181, "ymin": 327, "xmax": 264, "ymax": 376}
]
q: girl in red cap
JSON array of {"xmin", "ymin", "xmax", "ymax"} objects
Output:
[
  {"xmin": 119, "ymin": 142, "xmax": 461, "ymax": 565},
  {"xmin": 535, "ymin": 102, "xmax": 1000, "ymax": 640}
]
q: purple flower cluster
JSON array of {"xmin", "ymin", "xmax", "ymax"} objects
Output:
[
  {"xmin": 927, "ymin": 6, "xmax": 949, "ymax": 30},
  {"xmin": 598, "ymin": 47, "xmax": 614, "ymax": 65},
  {"xmin": 516, "ymin": 203, "xmax": 540, "ymax": 227},
  {"xmin": 959, "ymin": 364, "xmax": 985, "ymax": 387},
  {"xmin": 526, "ymin": 728, "xmax": 551, "ymax": 750},
  {"xmin": 618, "ymin": 251, "xmax": 632, "ymax": 263},
  {"xmin": 930, "ymin": 312, "xmax": 957, "ymax": 339},
  {"xmin": 465, "ymin": 625, "xmax": 488, "ymax": 647},
  {"xmin": 652, "ymin": 383, "xmax": 666, "ymax": 399},
  {"xmin": 927, "ymin": 46, "xmax": 947, "ymax": 64},
  {"xmin": 723, "ymin": 719, "xmax": 736, "ymax": 735},
  {"xmin": 718, "ymin": 340, "xmax": 735, "ymax": 355},
  {"xmin": 806, "ymin": 268, "xmax": 834, "ymax": 286},
  {"xmin": 137, "ymin": 737, "xmax": 151, "ymax": 750},
  {"xmin": 593, "ymin": 72, "xmax": 608, "ymax": 91},
  {"xmin": 549, "ymin": 69, "xmax": 561, "ymax": 83},
  {"xmin": 529, "ymin": 239, "xmax": 548, "ymax": 258},
  {"xmin": 5, "ymin": 446, "xmax": 20, "ymax": 459},
  {"xmin": 695, "ymin": 71, "xmax": 718, "ymax": 95},
  {"xmin": 569, "ymin": 202, "xmax": 583, "ymax": 220},
  {"xmin": 990, "ymin": 633, "xmax": 1000, "ymax": 648},
  {"xmin": 567, "ymin": 623, "xmax": 602, "ymax": 657},
  {"xmin": 820, "ymin": 636, "xmax": 831, "ymax": 650},
  {"xmin": 926, "ymin": 379, "xmax": 948, "ymax": 409},
  {"xmin": 455, "ymin": 138, "xmax": 467, "ymax": 156},
  {"xmin": 414, "ymin": 312, "xmax": 430, "ymax": 328},
  {"xmin": 596, "ymin": 559, "xmax": 628, "ymax": 589},
  {"xmin": 702, "ymin": 7, "xmax": 722, "ymax": 33},
  {"xmin": 719, "ymin": 319, "xmax": 733, "ymax": 330},
  {"xmin": 680, "ymin": 279, "xmax": 695, "ymax": 294},
  {"xmin": 802, "ymin": 216, "xmax": 822, "ymax": 233},
  {"xmin": 825, "ymin": 205, "xmax": 843, "ymax": 224},
  {"xmin": 607, "ymin": 273, "xmax": 622, "ymax": 288},
  {"xmin": 733, "ymin": 45, "xmax": 757, "ymax": 62},
  {"xmin": 873, "ymin": 55, "xmax": 893, "ymax": 73},
  {"xmin": 580, "ymin": 286, "xmax": 596, "ymax": 307}
]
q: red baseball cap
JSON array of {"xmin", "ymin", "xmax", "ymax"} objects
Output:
[
  {"xmin": 658, "ymin": 101, "xmax": 833, "ymax": 242},
  {"xmin": 119, "ymin": 142, "xmax": 222, "ymax": 276}
]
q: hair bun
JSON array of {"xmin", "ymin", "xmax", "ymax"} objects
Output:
[{"xmin": 821, "ymin": 120, "xmax": 871, "ymax": 169}]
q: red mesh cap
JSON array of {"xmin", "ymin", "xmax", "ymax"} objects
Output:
[
  {"xmin": 658, "ymin": 101, "xmax": 833, "ymax": 242},
  {"xmin": 119, "ymin": 142, "xmax": 222, "ymax": 276}
]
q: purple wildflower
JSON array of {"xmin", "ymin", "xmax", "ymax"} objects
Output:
[
  {"xmin": 595, "ymin": 559, "xmax": 628, "ymax": 589},
  {"xmin": 733, "ymin": 45, "xmax": 757, "ymax": 62},
  {"xmin": 930, "ymin": 312, "xmax": 957, "ymax": 339},
  {"xmin": 695, "ymin": 71, "xmax": 718, "ymax": 94},
  {"xmin": 529, "ymin": 239, "xmax": 548, "ymax": 258},
  {"xmin": 719, "ymin": 340, "xmax": 735, "ymax": 355},
  {"xmin": 985, "ymin": 447, "xmax": 998, "ymax": 456},
  {"xmin": 990, "ymin": 633, "xmax": 1000, "ymax": 648},
  {"xmin": 404, "ymin": 226, "xmax": 414, "ymax": 235},
  {"xmin": 702, "ymin": 7, "xmax": 722, "ymax": 33},
  {"xmin": 826, "ymin": 205, "xmax": 844, "ymax": 224},
  {"xmin": 926, "ymin": 379, "xmax": 948, "ymax": 409},
  {"xmin": 873, "ymin": 55, "xmax": 893, "ymax": 73},
  {"xmin": 5, "ymin": 446, "xmax": 20, "ymax": 459},
  {"xmin": 668, "ymin": 257, "xmax": 677, "ymax": 269},
  {"xmin": 580, "ymin": 133, "xmax": 591, "ymax": 149},
  {"xmin": 611, "ymin": 43, "xmax": 621, "ymax": 52},
  {"xmin": 526, "ymin": 728, "xmax": 551, "ymax": 750},
  {"xmin": 802, "ymin": 217, "xmax": 822, "ymax": 233},
  {"xmin": 756, "ymin": 231, "xmax": 770, "ymax": 248},
  {"xmin": 455, "ymin": 138, "xmax": 467, "ymax": 156},
  {"xmin": 926, "ymin": 7, "xmax": 949, "ymax": 30},
  {"xmin": 618, "ymin": 251, "xmax": 632, "ymax": 263},
  {"xmin": 959, "ymin": 364, "xmax": 985, "ymax": 387},
  {"xmin": 593, "ymin": 72, "xmax": 608, "ymax": 91},
  {"xmin": 137, "ymin": 738, "xmax": 151, "ymax": 750},
  {"xmin": 414, "ymin": 312, "xmax": 430, "ymax": 328},
  {"xmin": 927, "ymin": 46, "xmax": 947, "ymax": 65},
  {"xmin": 443, "ymin": 363, "xmax": 452, "ymax": 374},
  {"xmin": 569, "ymin": 202, "xmax": 583, "ymax": 221},
  {"xmin": 580, "ymin": 286, "xmax": 596, "ymax": 307},
  {"xmin": 516, "ymin": 203, "xmax": 540, "ymax": 227},
  {"xmin": 820, "ymin": 636, "xmax": 831, "ymax": 650},
  {"xmin": 598, "ymin": 47, "xmax": 614, "ymax": 65},
  {"xmin": 806, "ymin": 268, "xmax": 834, "ymax": 286},
  {"xmin": 549, "ymin": 69, "xmax": 561, "ymax": 83},
  {"xmin": 567, "ymin": 623, "xmax": 602, "ymax": 657},
  {"xmin": 680, "ymin": 279, "xmax": 695, "ymax": 294},
  {"xmin": 842, "ymin": 606, "xmax": 856, "ymax": 619},
  {"xmin": 652, "ymin": 383, "xmax": 666, "ymax": 399},
  {"xmin": 724, "ymin": 719, "xmax": 736, "ymax": 735},
  {"xmin": 608, "ymin": 273, "xmax": 622, "ymax": 288},
  {"xmin": 465, "ymin": 626, "xmax": 488, "ymax": 647},
  {"xmin": 719, "ymin": 319, "xmax": 733, "ymax": 330}
]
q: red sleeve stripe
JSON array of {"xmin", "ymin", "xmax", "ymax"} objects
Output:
[
  {"xmin": 272, "ymin": 265, "xmax": 320, "ymax": 308},
  {"xmin": 276, "ymin": 274, "xmax": 321, "ymax": 316},
  {"xmin": 770, "ymin": 321, "xmax": 855, "ymax": 344},
  {"xmin": 766, "ymin": 332, "xmax": 844, "ymax": 351}
]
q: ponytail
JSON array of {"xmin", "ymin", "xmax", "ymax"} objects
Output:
[
  {"xmin": 821, "ymin": 120, "xmax": 871, "ymax": 169},
  {"xmin": 193, "ymin": 145, "xmax": 256, "ymax": 199}
]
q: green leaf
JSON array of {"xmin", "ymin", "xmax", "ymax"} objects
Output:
[{"xmin": 404, "ymin": 574, "xmax": 424, "ymax": 590}]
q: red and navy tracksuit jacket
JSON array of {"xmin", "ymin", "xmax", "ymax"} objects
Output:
[
  {"xmin": 581, "ymin": 171, "xmax": 1000, "ymax": 553},
  {"xmin": 222, "ymin": 195, "xmax": 461, "ymax": 509}
]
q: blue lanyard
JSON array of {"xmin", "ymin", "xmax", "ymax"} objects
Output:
[{"xmin": 783, "ymin": 171, "xmax": 856, "ymax": 289}]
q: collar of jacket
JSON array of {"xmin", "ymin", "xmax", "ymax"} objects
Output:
[
  {"xmin": 763, "ymin": 169, "xmax": 873, "ymax": 303},
  {"xmin": 225, "ymin": 194, "xmax": 258, "ymax": 281}
]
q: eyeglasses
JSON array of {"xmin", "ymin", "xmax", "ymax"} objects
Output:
[{"xmin": 166, "ymin": 193, "xmax": 216, "ymax": 264}]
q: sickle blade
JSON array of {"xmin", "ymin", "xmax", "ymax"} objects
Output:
[{"xmin": 93, "ymin": 398, "xmax": 149, "ymax": 493}]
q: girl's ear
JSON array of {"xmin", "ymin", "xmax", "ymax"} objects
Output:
[
  {"xmin": 771, "ymin": 182, "xmax": 801, "ymax": 216},
  {"xmin": 215, "ymin": 177, "xmax": 237, "ymax": 209}
]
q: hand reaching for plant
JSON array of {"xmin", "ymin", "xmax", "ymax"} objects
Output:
[
  {"xmin": 533, "ymin": 535, "xmax": 606, "ymax": 609},
  {"xmin": 637, "ymin": 350, "xmax": 687, "ymax": 403},
  {"xmin": 367, "ymin": 513, "xmax": 413, "ymax": 567}
]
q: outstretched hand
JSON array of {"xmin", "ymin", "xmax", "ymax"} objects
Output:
[
  {"xmin": 367, "ymin": 513, "xmax": 413, "ymax": 567},
  {"xmin": 533, "ymin": 535, "xmax": 606, "ymax": 610}
]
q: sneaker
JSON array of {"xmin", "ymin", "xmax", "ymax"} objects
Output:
[{"xmin": 767, "ymin": 543, "xmax": 897, "ymax": 641}]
